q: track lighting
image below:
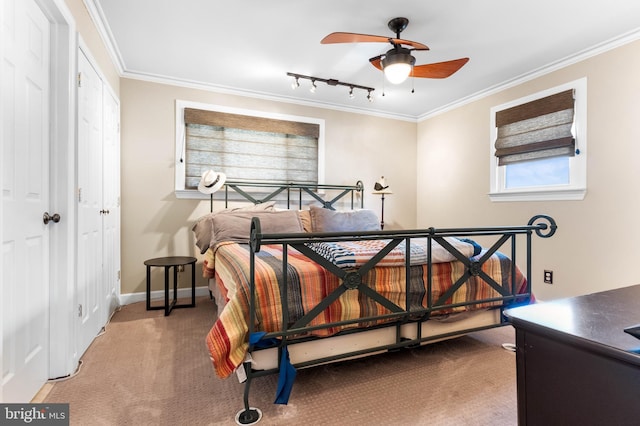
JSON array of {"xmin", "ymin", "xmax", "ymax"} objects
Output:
[{"xmin": 287, "ymin": 72, "xmax": 375, "ymax": 101}]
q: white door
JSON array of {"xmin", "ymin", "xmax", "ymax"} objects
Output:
[
  {"xmin": 102, "ymin": 89, "xmax": 120, "ymax": 322},
  {"xmin": 1, "ymin": 0, "xmax": 51, "ymax": 402},
  {"xmin": 76, "ymin": 49, "xmax": 104, "ymax": 357}
]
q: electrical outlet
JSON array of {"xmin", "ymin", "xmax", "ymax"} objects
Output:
[{"xmin": 544, "ymin": 270, "xmax": 553, "ymax": 284}]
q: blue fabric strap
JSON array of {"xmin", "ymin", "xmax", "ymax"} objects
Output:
[
  {"xmin": 249, "ymin": 332, "xmax": 297, "ymax": 404},
  {"xmin": 274, "ymin": 346, "xmax": 297, "ymax": 404}
]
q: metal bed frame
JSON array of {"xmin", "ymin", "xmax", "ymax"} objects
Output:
[
  {"xmin": 229, "ymin": 213, "xmax": 557, "ymax": 424},
  {"xmin": 202, "ymin": 180, "xmax": 556, "ymax": 424}
]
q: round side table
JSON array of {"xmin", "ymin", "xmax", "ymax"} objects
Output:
[{"xmin": 144, "ymin": 256, "xmax": 197, "ymax": 316}]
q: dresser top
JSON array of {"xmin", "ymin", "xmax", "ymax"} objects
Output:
[{"xmin": 505, "ymin": 284, "xmax": 640, "ymax": 358}]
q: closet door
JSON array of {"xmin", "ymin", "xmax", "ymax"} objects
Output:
[
  {"xmin": 76, "ymin": 47, "xmax": 121, "ymax": 358},
  {"xmin": 102, "ymin": 89, "xmax": 120, "ymax": 321},
  {"xmin": 76, "ymin": 48, "xmax": 105, "ymax": 357}
]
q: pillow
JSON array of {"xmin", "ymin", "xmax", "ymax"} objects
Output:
[
  {"xmin": 309, "ymin": 206, "xmax": 380, "ymax": 233},
  {"xmin": 193, "ymin": 217, "xmax": 215, "ymax": 254},
  {"xmin": 211, "ymin": 210, "xmax": 304, "ymax": 244},
  {"xmin": 298, "ymin": 210, "xmax": 312, "ymax": 232},
  {"xmin": 192, "ymin": 202, "xmax": 276, "ymax": 254}
]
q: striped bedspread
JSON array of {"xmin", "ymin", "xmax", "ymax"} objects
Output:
[{"xmin": 205, "ymin": 242, "xmax": 526, "ymax": 379}]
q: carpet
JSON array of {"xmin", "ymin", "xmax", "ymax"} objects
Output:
[{"xmin": 44, "ymin": 296, "xmax": 518, "ymax": 425}]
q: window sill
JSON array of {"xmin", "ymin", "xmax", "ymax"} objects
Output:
[
  {"xmin": 175, "ymin": 189, "xmax": 208, "ymax": 200},
  {"xmin": 174, "ymin": 189, "xmax": 250, "ymax": 202},
  {"xmin": 489, "ymin": 188, "xmax": 586, "ymax": 202}
]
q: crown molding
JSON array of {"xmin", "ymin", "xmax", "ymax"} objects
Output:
[
  {"xmin": 83, "ymin": 0, "xmax": 125, "ymax": 75},
  {"xmin": 121, "ymin": 70, "xmax": 418, "ymax": 122},
  {"xmin": 418, "ymin": 27, "xmax": 640, "ymax": 121},
  {"xmin": 83, "ymin": 1, "xmax": 640, "ymax": 123}
]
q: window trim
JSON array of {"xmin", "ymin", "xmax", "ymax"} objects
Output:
[
  {"xmin": 489, "ymin": 78, "xmax": 587, "ymax": 202},
  {"xmin": 174, "ymin": 100, "xmax": 325, "ymax": 199}
]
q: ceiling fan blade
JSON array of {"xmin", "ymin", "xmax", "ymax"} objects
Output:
[
  {"xmin": 369, "ymin": 55, "xmax": 383, "ymax": 71},
  {"xmin": 322, "ymin": 32, "xmax": 429, "ymax": 50},
  {"xmin": 322, "ymin": 32, "xmax": 390, "ymax": 44},
  {"xmin": 411, "ymin": 58, "xmax": 469, "ymax": 79}
]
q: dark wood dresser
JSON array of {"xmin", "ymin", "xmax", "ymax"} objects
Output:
[{"xmin": 504, "ymin": 284, "xmax": 640, "ymax": 426}]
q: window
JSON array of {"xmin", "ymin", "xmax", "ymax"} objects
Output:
[
  {"xmin": 175, "ymin": 101, "xmax": 325, "ymax": 198},
  {"xmin": 489, "ymin": 78, "xmax": 587, "ymax": 201}
]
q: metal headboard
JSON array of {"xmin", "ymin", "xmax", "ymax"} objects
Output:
[{"xmin": 220, "ymin": 180, "xmax": 364, "ymax": 211}]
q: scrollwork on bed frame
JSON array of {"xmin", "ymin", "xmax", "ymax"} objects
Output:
[
  {"xmin": 235, "ymin": 214, "xmax": 557, "ymax": 424},
  {"xmin": 222, "ymin": 180, "xmax": 364, "ymax": 210}
]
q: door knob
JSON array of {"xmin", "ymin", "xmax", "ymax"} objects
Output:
[{"xmin": 43, "ymin": 212, "xmax": 61, "ymax": 225}]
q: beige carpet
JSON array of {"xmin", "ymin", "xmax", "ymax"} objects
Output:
[{"xmin": 44, "ymin": 297, "xmax": 518, "ymax": 426}]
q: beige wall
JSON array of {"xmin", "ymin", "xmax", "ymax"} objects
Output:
[
  {"xmin": 417, "ymin": 39, "xmax": 640, "ymax": 301},
  {"xmin": 119, "ymin": 79, "xmax": 417, "ymax": 295},
  {"xmin": 65, "ymin": 0, "xmax": 640, "ymax": 301}
]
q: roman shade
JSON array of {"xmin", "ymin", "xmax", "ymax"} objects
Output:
[
  {"xmin": 183, "ymin": 108, "xmax": 319, "ymax": 189},
  {"xmin": 494, "ymin": 89, "xmax": 575, "ymax": 166},
  {"xmin": 184, "ymin": 108, "xmax": 319, "ymax": 138}
]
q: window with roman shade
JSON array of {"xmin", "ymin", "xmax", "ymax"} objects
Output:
[
  {"xmin": 178, "ymin": 105, "xmax": 321, "ymax": 192},
  {"xmin": 494, "ymin": 89, "xmax": 576, "ymax": 166},
  {"xmin": 489, "ymin": 78, "xmax": 587, "ymax": 202}
]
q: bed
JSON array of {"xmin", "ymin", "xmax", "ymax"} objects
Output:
[{"xmin": 192, "ymin": 181, "xmax": 557, "ymax": 425}]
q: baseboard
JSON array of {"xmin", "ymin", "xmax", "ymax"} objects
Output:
[{"xmin": 118, "ymin": 286, "xmax": 210, "ymax": 306}]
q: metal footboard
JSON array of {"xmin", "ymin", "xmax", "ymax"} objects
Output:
[{"xmin": 235, "ymin": 215, "xmax": 557, "ymax": 425}]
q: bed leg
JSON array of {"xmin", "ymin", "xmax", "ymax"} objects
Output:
[
  {"xmin": 234, "ymin": 365, "xmax": 262, "ymax": 425},
  {"xmin": 235, "ymin": 407, "xmax": 261, "ymax": 426}
]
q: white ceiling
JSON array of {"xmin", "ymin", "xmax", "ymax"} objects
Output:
[{"xmin": 90, "ymin": 0, "xmax": 640, "ymax": 120}]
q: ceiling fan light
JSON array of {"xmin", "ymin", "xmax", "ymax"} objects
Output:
[
  {"xmin": 382, "ymin": 52, "xmax": 415, "ymax": 84},
  {"xmin": 384, "ymin": 63, "xmax": 411, "ymax": 84}
]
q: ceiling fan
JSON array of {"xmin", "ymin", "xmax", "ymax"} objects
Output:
[{"xmin": 321, "ymin": 17, "xmax": 469, "ymax": 85}]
